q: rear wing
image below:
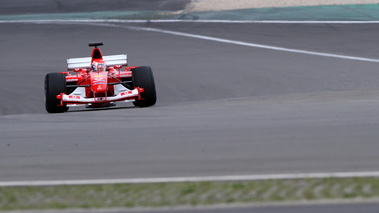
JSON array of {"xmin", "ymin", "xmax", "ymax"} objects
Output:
[{"xmin": 67, "ymin": 54, "xmax": 127, "ymax": 70}]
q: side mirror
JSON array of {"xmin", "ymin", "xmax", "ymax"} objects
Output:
[
  {"xmin": 73, "ymin": 68, "xmax": 82, "ymax": 73},
  {"xmin": 113, "ymin": 65, "xmax": 122, "ymax": 69}
]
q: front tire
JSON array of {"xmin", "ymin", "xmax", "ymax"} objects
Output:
[
  {"xmin": 45, "ymin": 73, "xmax": 68, "ymax": 113},
  {"xmin": 132, "ymin": 66, "xmax": 157, "ymax": 107}
]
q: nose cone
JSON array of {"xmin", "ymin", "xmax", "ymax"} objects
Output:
[{"xmin": 90, "ymin": 72, "xmax": 108, "ymax": 93}]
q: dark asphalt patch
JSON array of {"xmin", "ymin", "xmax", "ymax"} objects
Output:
[{"xmin": 0, "ymin": 0, "xmax": 191, "ymax": 15}]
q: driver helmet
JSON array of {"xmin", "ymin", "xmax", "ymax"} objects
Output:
[{"xmin": 92, "ymin": 60, "xmax": 106, "ymax": 72}]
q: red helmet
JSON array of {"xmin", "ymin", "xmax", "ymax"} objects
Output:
[{"xmin": 91, "ymin": 60, "xmax": 106, "ymax": 72}]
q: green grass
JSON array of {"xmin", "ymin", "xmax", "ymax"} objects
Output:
[{"xmin": 1, "ymin": 177, "xmax": 379, "ymax": 211}]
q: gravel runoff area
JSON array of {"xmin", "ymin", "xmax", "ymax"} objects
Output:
[{"xmin": 187, "ymin": 0, "xmax": 379, "ymax": 11}]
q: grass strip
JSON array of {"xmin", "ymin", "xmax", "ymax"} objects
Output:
[{"xmin": 1, "ymin": 177, "xmax": 379, "ymax": 211}]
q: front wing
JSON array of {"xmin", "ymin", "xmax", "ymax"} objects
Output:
[{"xmin": 56, "ymin": 87, "xmax": 144, "ymax": 106}]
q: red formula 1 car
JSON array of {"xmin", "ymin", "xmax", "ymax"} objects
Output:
[{"xmin": 44, "ymin": 42, "xmax": 156, "ymax": 113}]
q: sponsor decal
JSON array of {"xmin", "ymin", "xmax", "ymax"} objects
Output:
[
  {"xmin": 120, "ymin": 91, "xmax": 133, "ymax": 96},
  {"xmin": 92, "ymin": 76, "xmax": 106, "ymax": 86},
  {"xmin": 68, "ymin": 95, "xmax": 81, "ymax": 99},
  {"xmin": 120, "ymin": 74, "xmax": 132, "ymax": 77},
  {"xmin": 93, "ymin": 79, "xmax": 106, "ymax": 85},
  {"xmin": 96, "ymin": 97, "xmax": 105, "ymax": 101},
  {"xmin": 66, "ymin": 78, "xmax": 78, "ymax": 82}
]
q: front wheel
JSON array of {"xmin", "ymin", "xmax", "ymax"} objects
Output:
[
  {"xmin": 132, "ymin": 66, "xmax": 157, "ymax": 107},
  {"xmin": 45, "ymin": 73, "xmax": 68, "ymax": 113}
]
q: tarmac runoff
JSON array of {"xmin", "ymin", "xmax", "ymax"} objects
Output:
[
  {"xmin": 179, "ymin": 4, "xmax": 379, "ymax": 21},
  {"xmin": 1, "ymin": 4, "xmax": 379, "ymax": 21},
  {"xmin": 2, "ymin": 19, "xmax": 379, "ymax": 64}
]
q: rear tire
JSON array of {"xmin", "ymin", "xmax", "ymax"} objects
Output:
[
  {"xmin": 132, "ymin": 66, "xmax": 157, "ymax": 107},
  {"xmin": 45, "ymin": 73, "xmax": 68, "ymax": 113}
]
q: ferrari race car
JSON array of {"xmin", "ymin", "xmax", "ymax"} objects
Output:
[{"xmin": 44, "ymin": 42, "xmax": 156, "ymax": 113}]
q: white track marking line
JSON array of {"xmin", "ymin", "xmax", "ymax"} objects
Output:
[
  {"xmin": 124, "ymin": 25, "xmax": 379, "ymax": 63},
  {"xmin": 1, "ymin": 171, "xmax": 379, "ymax": 186}
]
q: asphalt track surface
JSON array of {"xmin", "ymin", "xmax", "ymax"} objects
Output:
[
  {"xmin": 2, "ymin": 20, "xmax": 379, "ymax": 182},
  {"xmin": 122, "ymin": 202, "xmax": 379, "ymax": 213}
]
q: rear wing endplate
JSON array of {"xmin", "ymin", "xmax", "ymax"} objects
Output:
[{"xmin": 67, "ymin": 54, "xmax": 127, "ymax": 70}]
